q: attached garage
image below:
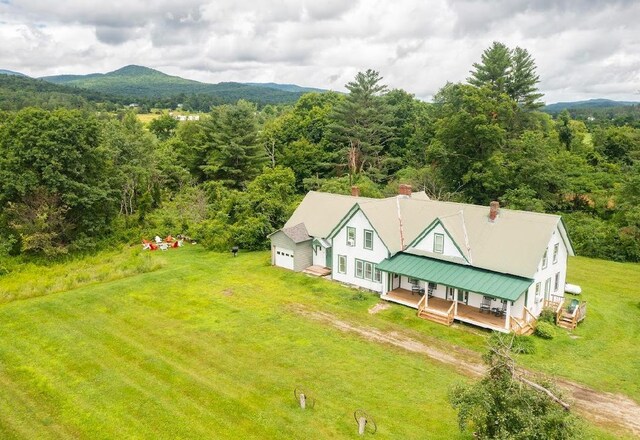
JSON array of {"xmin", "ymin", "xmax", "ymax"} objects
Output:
[
  {"xmin": 268, "ymin": 223, "xmax": 313, "ymax": 272},
  {"xmin": 274, "ymin": 247, "xmax": 295, "ymax": 270}
]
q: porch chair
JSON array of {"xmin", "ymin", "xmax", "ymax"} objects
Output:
[
  {"xmin": 498, "ymin": 301, "xmax": 508, "ymax": 317},
  {"xmin": 411, "ymin": 284, "xmax": 425, "ymax": 296},
  {"xmin": 480, "ymin": 296, "xmax": 492, "ymax": 314}
]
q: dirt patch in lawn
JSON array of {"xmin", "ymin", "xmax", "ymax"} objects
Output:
[
  {"xmin": 368, "ymin": 302, "xmax": 390, "ymax": 314},
  {"xmin": 294, "ymin": 305, "xmax": 640, "ymax": 437}
]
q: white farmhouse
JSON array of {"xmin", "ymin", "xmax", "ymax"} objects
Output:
[{"xmin": 269, "ymin": 185, "xmax": 580, "ymax": 334}]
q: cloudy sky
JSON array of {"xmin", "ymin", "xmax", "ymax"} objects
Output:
[{"xmin": 1, "ymin": 0, "xmax": 639, "ymax": 103}]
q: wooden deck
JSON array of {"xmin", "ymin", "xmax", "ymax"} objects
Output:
[
  {"xmin": 382, "ymin": 288, "xmax": 509, "ymax": 332},
  {"xmin": 380, "ymin": 288, "xmax": 422, "ymax": 308},
  {"xmin": 303, "ymin": 265, "xmax": 332, "ymax": 277}
]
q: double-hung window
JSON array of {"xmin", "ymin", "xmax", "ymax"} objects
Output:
[
  {"xmin": 374, "ymin": 267, "xmax": 381, "ymax": 283},
  {"xmin": 553, "ymin": 243, "xmax": 559, "ymax": 264},
  {"xmin": 535, "ymin": 282, "xmax": 541, "ymax": 303},
  {"xmin": 355, "ymin": 259, "xmax": 364, "ymax": 278},
  {"xmin": 541, "ymin": 249, "xmax": 548, "ymax": 269},
  {"xmin": 433, "ymin": 233, "xmax": 444, "ymax": 254},
  {"xmin": 347, "ymin": 227, "xmax": 356, "ymax": 247},
  {"xmin": 364, "ymin": 229, "xmax": 374, "ymax": 250},
  {"xmin": 338, "ymin": 255, "xmax": 347, "ymax": 274},
  {"xmin": 554, "ymin": 272, "xmax": 560, "ymax": 292},
  {"xmin": 364, "ymin": 262, "xmax": 373, "ymax": 280}
]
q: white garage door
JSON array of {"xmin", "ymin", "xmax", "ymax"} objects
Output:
[{"xmin": 274, "ymin": 247, "xmax": 295, "ymax": 270}]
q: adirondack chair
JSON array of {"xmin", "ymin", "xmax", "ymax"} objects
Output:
[{"xmin": 480, "ymin": 296, "xmax": 492, "ymax": 313}]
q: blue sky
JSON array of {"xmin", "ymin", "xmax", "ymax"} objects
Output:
[{"xmin": 1, "ymin": 0, "xmax": 639, "ymax": 103}]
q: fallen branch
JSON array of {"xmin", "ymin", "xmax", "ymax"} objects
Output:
[{"xmin": 516, "ymin": 373, "xmax": 571, "ymax": 411}]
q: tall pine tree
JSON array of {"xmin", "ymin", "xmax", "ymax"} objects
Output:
[
  {"xmin": 203, "ymin": 100, "xmax": 265, "ymax": 189},
  {"xmin": 468, "ymin": 42, "xmax": 544, "ymax": 110},
  {"xmin": 328, "ymin": 69, "xmax": 394, "ymax": 183}
]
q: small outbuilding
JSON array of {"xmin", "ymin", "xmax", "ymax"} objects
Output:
[{"xmin": 268, "ymin": 223, "xmax": 312, "ymax": 271}]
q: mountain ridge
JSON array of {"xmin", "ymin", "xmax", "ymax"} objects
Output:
[
  {"xmin": 544, "ymin": 98, "xmax": 639, "ymax": 113},
  {"xmin": 39, "ymin": 64, "xmax": 327, "ymax": 105}
]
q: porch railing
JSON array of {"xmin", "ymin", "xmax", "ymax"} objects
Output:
[
  {"xmin": 445, "ymin": 301, "xmax": 455, "ymax": 325},
  {"xmin": 543, "ymin": 294, "xmax": 564, "ymax": 310},
  {"xmin": 522, "ymin": 306, "xmax": 537, "ymax": 324},
  {"xmin": 417, "ymin": 294, "xmax": 427, "ymax": 315}
]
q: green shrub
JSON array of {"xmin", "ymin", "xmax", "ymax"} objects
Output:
[
  {"xmin": 535, "ymin": 321, "xmax": 556, "ymax": 339},
  {"xmin": 538, "ymin": 308, "xmax": 557, "ymax": 324}
]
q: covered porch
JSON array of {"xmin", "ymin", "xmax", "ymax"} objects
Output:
[
  {"xmin": 381, "ymin": 288, "xmax": 514, "ymax": 332},
  {"xmin": 377, "ymin": 253, "xmax": 535, "ymax": 334}
]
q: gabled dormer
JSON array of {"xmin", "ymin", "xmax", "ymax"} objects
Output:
[{"xmin": 406, "ymin": 218, "xmax": 469, "ymax": 263}]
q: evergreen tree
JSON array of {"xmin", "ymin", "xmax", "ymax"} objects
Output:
[
  {"xmin": 469, "ymin": 42, "xmax": 544, "ymax": 110},
  {"xmin": 328, "ymin": 69, "xmax": 394, "ymax": 183},
  {"xmin": 203, "ymin": 100, "xmax": 265, "ymax": 189},
  {"xmin": 468, "ymin": 42, "xmax": 512, "ymax": 94},
  {"xmin": 509, "ymin": 47, "xmax": 544, "ymax": 110}
]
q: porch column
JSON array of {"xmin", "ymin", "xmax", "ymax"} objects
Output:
[
  {"xmin": 504, "ymin": 301, "xmax": 511, "ymax": 330},
  {"xmin": 381, "ymin": 272, "xmax": 388, "ymax": 295},
  {"xmin": 454, "ymin": 300, "xmax": 458, "ymax": 316}
]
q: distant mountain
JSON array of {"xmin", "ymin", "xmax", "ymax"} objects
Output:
[
  {"xmin": 544, "ymin": 99, "xmax": 640, "ymax": 113},
  {"xmin": 0, "ymin": 69, "xmax": 28, "ymax": 77},
  {"xmin": 245, "ymin": 82, "xmax": 326, "ymax": 94},
  {"xmin": 40, "ymin": 65, "xmax": 321, "ymax": 105}
]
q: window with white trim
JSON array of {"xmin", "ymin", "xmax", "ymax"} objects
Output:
[
  {"xmin": 364, "ymin": 261, "xmax": 373, "ymax": 280},
  {"xmin": 433, "ymin": 233, "xmax": 444, "ymax": 254},
  {"xmin": 347, "ymin": 227, "xmax": 356, "ymax": 246},
  {"xmin": 338, "ymin": 255, "xmax": 347, "ymax": 274},
  {"xmin": 553, "ymin": 243, "xmax": 559, "ymax": 264},
  {"xmin": 554, "ymin": 272, "xmax": 560, "ymax": 292},
  {"xmin": 355, "ymin": 259, "xmax": 364, "ymax": 278},
  {"xmin": 535, "ymin": 282, "xmax": 541, "ymax": 303},
  {"xmin": 364, "ymin": 229, "xmax": 373, "ymax": 250},
  {"xmin": 374, "ymin": 267, "xmax": 381, "ymax": 283},
  {"xmin": 542, "ymin": 249, "xmax": 548, "ymax": 269},
  {"xmin": 408, "ymin": 277, "xmax": 419, "ymax": 285}
]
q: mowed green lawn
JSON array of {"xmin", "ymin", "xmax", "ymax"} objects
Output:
[
  {"xmin": 518, "ymin": 256, "xmax": 640, "ymax": 401},
  {"xmin": 0, "ymin": 247, "xmax": 636, "ymax": 439},
  {"xmin": 0, "ymin": 248, "xmax": 467, "ymax": 439}
]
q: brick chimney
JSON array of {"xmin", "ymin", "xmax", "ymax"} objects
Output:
[
  {"xmin": 489, "ymin": 201, "xmax": 500, "ymax": 222},
  {"xmin": 398, "ymin": 184, "xmax": 412, "ymax": 197},
  {"xmin": 351, "ymin": 185, "xmax": 360, "ymax": 197}
]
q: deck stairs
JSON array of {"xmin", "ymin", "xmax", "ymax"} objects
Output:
[
  {"xmin": 557, "ymin": 301, "xmax": 587, "ymax": 330},
  {"xmin": 417, "ymin": 295, "xmax": 455, "ymax": 326},
  {"xmin": 510, "ymin": 317, "xmax": 535, "ymax": 335}
]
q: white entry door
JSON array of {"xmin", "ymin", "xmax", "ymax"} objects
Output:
[{"xmin": 274, "ymin": 247, "xmax": 294, "ymax": 270}]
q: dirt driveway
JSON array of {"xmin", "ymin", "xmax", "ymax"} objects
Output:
[{"xmin": 296, "ymin": 307, "xmax": 640, "ymax": 437}]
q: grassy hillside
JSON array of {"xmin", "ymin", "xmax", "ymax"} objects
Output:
[
  {"xmin": 41, "ymin": 65, "xmax": 307, "ymax": 105},
  {"xmin": 0, "ymin": 248, "xmax": 636, "ymax": 438}
]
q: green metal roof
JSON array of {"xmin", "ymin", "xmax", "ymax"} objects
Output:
[{"xmin": 377, "ymin": 253, "xmax": 532, "ymax": 301}]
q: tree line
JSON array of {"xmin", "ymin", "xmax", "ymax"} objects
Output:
[{"xmin": 1, "ymin": 41, "xmax": 639, "ymax": 263}]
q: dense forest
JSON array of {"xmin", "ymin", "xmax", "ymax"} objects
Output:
[{"xmin": 1, "ymin": 41, "xmax": 639, "ymax": 268}]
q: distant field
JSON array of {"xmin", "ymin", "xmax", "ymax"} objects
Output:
[
  {"xmin": 136, "ymin": 113, "xmax": 160, "ymax": 124},
  {"xmin": 0, "ymin": 248, "xmax": 636, "ymax": 439}
]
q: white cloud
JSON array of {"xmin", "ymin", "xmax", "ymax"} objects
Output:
[{"xmin": 0, "ymin": 0, "xmax": 638, "ymax": 102}]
